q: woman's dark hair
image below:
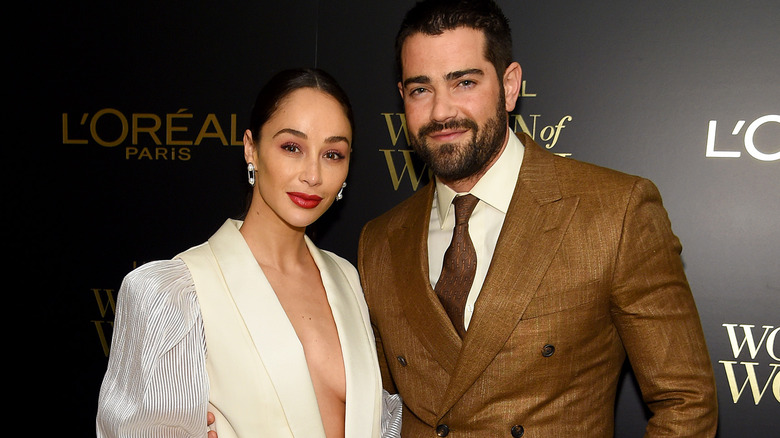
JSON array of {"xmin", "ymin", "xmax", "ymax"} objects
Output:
[
  {"xmin": 248, "ymin": 68, "xmax": 354, "ymax": 142},
  {"xmin": 394, "ymin": 0, "xmax": 513, "ymax": 80}
]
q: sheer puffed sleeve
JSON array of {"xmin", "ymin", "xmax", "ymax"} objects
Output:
[
  {"xmin": 381, "ymin": 390, "xmax": 403, "ymax": 438},
  {"xmin": 96, "ymin": 259, "xmax": 209, "ymax": 438}
]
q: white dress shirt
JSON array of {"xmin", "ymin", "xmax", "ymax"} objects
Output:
[{"xmin": 427, "ymin": 131, "xmax": 524, "ymax": 330}]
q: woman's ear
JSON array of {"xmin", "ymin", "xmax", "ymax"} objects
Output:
[{"xmin": 243, "ymin": 129, "xmax": 257, "ymax": 164}]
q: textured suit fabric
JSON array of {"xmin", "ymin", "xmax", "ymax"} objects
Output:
[{"xmin": 358, "ymin": 133, "xmax": 717, "ymax": 437}]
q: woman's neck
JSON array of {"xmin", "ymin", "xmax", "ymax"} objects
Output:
[{"xmin": 239, "ymin": 210, "xmax": 311, "ymax": 273}]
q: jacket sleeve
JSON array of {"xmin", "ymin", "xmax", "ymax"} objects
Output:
[
  {"xmin": 96, "ymin": 260, "xmax": 209, "ymax": 438},
  {"xmin": 609, "ymin": 178, "xmax": 718, "ymax": 437}
]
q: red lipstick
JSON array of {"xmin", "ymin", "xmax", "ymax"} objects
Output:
[{"xmin": 287, "ymin": 192, "xmax": 323, "ymax": 209}]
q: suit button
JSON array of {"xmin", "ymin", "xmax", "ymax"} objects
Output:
[
  {"xmin": 511, "ymin": 424, "xmax": 524, "ymax": 437},
  {"xmin": 541, "ymin": 344, "xmax": 555, "ymax": 357},
  {"xmin": 397, "ymin": 356, "xmax": 408, "ymax": 366},
  {"xmin": 436, "ymin": 424, "xmax": 449, "ymax": 436}
]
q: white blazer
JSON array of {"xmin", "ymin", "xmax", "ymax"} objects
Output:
[{"xmin": 178, "ymin": 219, "xmax": 383, "ymax": 438}]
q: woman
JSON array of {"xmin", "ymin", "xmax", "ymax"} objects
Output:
[{"xmin": 96, "ymin": 68, "xmax": 401, "ymax": 437}]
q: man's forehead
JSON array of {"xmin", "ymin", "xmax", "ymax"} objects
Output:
[
  {"xmin": 401, "ymin": 27, "xmax": 486, "ymax": 52},
  {"xmin": 400, "ymin": 28, "xmax": 492, "ymax": 80}
]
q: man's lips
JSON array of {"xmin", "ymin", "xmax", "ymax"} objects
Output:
[
  {"xmin": 287, "ymin": 192, "xmax": 323, "ymax": 209},
  {"xmin": 428, "ymin": 129, "xmax": 468, "ymax": 142}
]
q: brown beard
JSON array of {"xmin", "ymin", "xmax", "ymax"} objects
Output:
[{"xmin": 409, "ymin": 96, "xmax": 507, "ymax": 182}]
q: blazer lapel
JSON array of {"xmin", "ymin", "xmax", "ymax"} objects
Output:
[
  {"xmin": 388, "ymin": 184, "xmax": 463, "ymax": 374},
  {"xmin": 208, "ymin": 220, "xmax": 325, "ymax": 437},
  {"xmin": 438, "ymin": 137, "xmax": 580, "ymax": 413}
]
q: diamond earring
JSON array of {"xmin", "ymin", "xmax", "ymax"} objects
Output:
[
  {"xmin": 336, "ymin": 182, "xmax": 347, "ymax": 201},
  {"xmin": 247, "ymin": 163, "xmax": 256, "ymax": 187}
]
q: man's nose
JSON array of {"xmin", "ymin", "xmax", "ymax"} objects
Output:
[{"xmin": 430, "ymin": 91, "xmax": 457, "ymax": 123}]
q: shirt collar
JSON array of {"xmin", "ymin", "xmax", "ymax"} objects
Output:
[{"xmin": 435, "ymin": 131, "xmax": 525, "ymax": 227}]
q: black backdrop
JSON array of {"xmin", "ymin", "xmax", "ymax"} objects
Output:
[{"xmin": 20, "ymin": 1, "xmax": 778, "ymax": 435}]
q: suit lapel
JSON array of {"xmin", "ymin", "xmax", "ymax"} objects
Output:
[
  {"xmin": 438, "ymin": 137, "xmax": 580, "ymax": 413},
  {"xmin": 388, "ymin": 183, "xmax": 463, "ymax": 374}
]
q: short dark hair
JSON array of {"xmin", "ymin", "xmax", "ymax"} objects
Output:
[
  {"xmin": 248, "ymin": 68, "xmax": 354, "ymax": 141},
  {"xmin": 395, "ymin": 0, "xmax": 513, "ymax": 80}
]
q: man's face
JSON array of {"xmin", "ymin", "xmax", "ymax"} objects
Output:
[{"xmin": 399, "ymin": 27, "xmax": 512, "ymax": 183}]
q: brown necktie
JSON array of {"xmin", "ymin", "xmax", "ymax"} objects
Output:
[{"xmin": 435, "ymin": 194, "xmax": 479, "ymax": 337}]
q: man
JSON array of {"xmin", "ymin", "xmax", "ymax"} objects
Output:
[{"xmin": 357, "ymin": 0, "xmax": 718, "ymax": 436}]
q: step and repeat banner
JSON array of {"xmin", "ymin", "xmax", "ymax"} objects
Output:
[{"xmin": 31, "ymin": 0, "xmax": 777, "ymax": 435}]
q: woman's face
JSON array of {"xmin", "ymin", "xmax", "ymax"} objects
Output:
[{"xmin": 245, "ymin": 87, "xmax": 352, "ymax": 230}]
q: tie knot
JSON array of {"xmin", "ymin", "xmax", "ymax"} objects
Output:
[{"xmin": 453, "ymin": 194, "xmax": 479, "ymax": 225}]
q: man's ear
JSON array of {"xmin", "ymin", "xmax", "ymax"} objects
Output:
[
  {"xmin": 502, "ymin": 62, "xmax": 522, "ymax": 112},
  {"xmin": 397, "ymin": 81, "xmax": 405, "ymax": 100}
]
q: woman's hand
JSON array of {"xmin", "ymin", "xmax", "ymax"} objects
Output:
[{"xmin": 207, "ymin": 412, "xmax": 217, "ymax": 438}]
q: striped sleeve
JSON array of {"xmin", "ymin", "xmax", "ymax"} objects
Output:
[
  {"xmin": 96, "ymin": 259, "xmax": 209, "ymax": 438},
  {"xmin": 381, "ymin": 390, "xmax": 403, "ymax": 438}
]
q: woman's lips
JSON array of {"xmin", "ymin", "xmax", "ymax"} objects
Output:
[{"xmin": 287, "ymin": 192, "xmax": 323, "ymax": 209}]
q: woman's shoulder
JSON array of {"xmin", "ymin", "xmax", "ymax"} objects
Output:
[
  {"xmin": 118, "ymin": 259, "xmax": 198, "ymax": 321},
  {"xmin": 122, "ymin": 258, "xmax": 193, "ymax": 293}
]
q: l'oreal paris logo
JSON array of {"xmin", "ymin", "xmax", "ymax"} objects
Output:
[
  {"xmin": 61, "ymin": 108, "xmax": 243, "ymax": 160},
  {"xmin": 706, "ymin": 115, "xmax": 779, "ymax": 161}
]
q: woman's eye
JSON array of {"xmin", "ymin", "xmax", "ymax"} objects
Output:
[
  {"xmin": 282, "ymin": 143, "xmax": 301, "ymax": 153},
  {"xmin": 324, "ymin": 151, "xmax": 345, "ymax": 160}
]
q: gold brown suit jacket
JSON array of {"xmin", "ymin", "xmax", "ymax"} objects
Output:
[{"xmin": 358, "ymin": 133, "xmax": 717, "ymax": 437}]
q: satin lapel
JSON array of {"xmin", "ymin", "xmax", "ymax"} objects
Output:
[
  {"xmin": 388, "ymin": 184, "xmax": 462, "ymax": 373},
  {"xmin": 208, "ymin": 220, "xmax": 325, "ymax": 437},
  {"xmin": 306, "ymin": 237, "xmax": 381, "ymax": 438},
  {"xmin": 439, "ymin": 138, "xmax": 580, "ymax": 413}
]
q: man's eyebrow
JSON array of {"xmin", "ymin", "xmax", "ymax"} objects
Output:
[
  {"xmin": 446, "ymin": 68, "xmax": 484, "ymax": 81},
  {"xmin": 402, "ymin": 69, "xmax": 485, "ymax": 88},
  {"xmin": 402, "ymin": 75, "xmax": 431, "ymax": 88}
]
